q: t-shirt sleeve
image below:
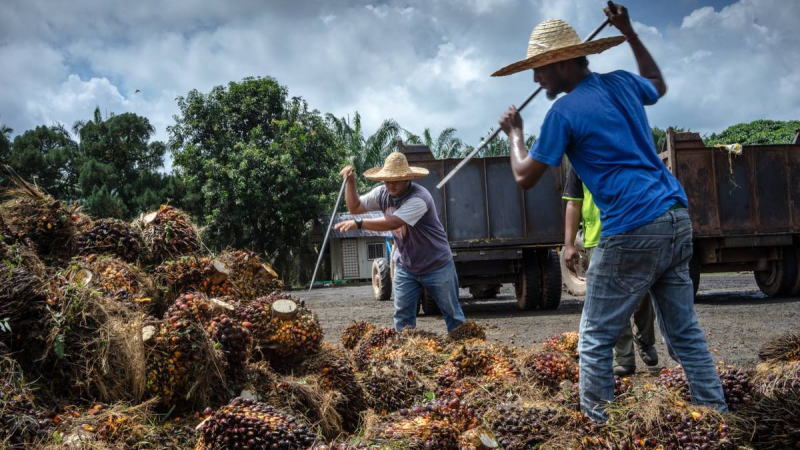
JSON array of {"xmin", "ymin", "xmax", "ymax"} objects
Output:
[
  {"xmin": 359, "ymin": 185, "xmax": 383, "ymax": 211},
  {"xmin": 561, "ymin": 165, "xmax": 584, "ymax": 201},
  {"xmin": 529, "ymin": 109, "xmax": 571, "ymax": 166},
  {"xmin": 625, "ymin": 71, "xmax": 660, "ymax": 106},
  {"xmin": 391, "ymin": 197, "xmax": 428, "ymax": 226}
]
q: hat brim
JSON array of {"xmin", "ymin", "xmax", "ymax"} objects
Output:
[
  {"xmin": 491, "ymin": 36, "xmax": 626, "ymax": 77},
  {"xmin": 363, "ymin": 166, "xmax": 429, "ymax": 181}
]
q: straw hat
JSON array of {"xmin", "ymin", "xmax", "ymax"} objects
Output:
[
  {"xmin": 492, "ymin": 19, "xmax": 625, "ymax": 77},
  {"xmin": 363, "ymin": 152, "xmax": 429, "ymax": 181}
]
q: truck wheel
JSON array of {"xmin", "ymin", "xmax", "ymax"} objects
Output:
[
  {"xmin": 421, "ymin": 289, "xmax": 441, "ymax": 316},
  {"xmin": 560, "ymin": 247, "xmax": 586, "ymax": 296},
  {"xmin": 540, "ymin": 249, "xmax": 562, "ymax": 310},
  {"xmin": 469, "ymin": 284, "xmax": 501, "ymax": 299},
  {"xmin": 371, "ymin": 259, "xmax": 391, "ymax": 301},
  {"xmin": 515, "ymin": 252, "xmax": 543, "ymax": 310},
  {"xmin": 754, "ymin": 248, "xmax": 797, "ymax": 297}
]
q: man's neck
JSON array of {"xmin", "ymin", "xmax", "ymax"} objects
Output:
[{"xmin": 564, "ymin": 69, "xmax": 592, "ymax": 93}]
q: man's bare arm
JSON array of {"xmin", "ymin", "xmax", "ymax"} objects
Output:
[
  {"xmin": 340, "ymin": 165, "xmax": 368, "ymax": 214},
  {"xmin": 501, "ymin": 106, "xmax": 551, "ymax": 189},
  {"xmin": 563, "ymin": 200, "xmax": 582, "ymax": 273},
  {"xmin": 333, "ymin": 214, "xmax": 406, "ymax": 233},
  {"xmin": 605, "ymin": 4, "xmax": 667, "ymax": 96}
]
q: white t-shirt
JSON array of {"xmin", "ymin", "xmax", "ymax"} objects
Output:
[{"xmin": 360, "ymin": 185, "xmax": 428, "ymax": 226}]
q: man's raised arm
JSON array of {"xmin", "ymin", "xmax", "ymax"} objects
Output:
[{"xmin": 605, "ymin": 4, "xmax": 667, "ymax": 96}]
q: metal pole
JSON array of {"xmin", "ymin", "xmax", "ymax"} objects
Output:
[
  {"xmin": 436, "ymin": 10, "xmax": 614, "ymax": 189},
  {"xmin": 308, "ymin": 176, "xmax": 348, "ymax": 291}
]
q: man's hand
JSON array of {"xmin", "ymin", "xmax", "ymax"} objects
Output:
[
  {"xmin": 499, "ymin": 106, "xmax": 523, "ymax": 138},
  {"xmin": 340, "ymin": 165, "xmax": 355, "ymax": 180},
  {"xmin": 334, "ymin": 220, "xmax": 357, "ymax": 233},
  {"xmin": 563, "ymin": 244, "xmax": 581, "ymax": 274},
  {"xmin": 604, "ymin": 3, "xmax": 635, "ymax": 37}
]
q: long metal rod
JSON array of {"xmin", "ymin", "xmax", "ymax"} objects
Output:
[
  {"xmin": 436, "ymin": 13, "xmax": 613, "ymax": 190},
  {"xmin": 308, "ymin": 176, "xmax": 348, "ymax": 291}
]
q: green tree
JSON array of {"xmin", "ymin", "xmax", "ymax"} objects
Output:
[
  {"xmin": 169, "ymin": 77, "xmax": 347, "ymax": 285},
  {"xmin": 6, "ymin": 125, "xmax": 80, "ymax": 199},
  {"xmin": 0, "ymin": 123, "xmax": 11, "ymax": 158},
  {"xmin": 326, "ymin": 112, "xmax": 408, "ymax": 175},
  {"xmin": 705, "ymin": 119, "xmax": 800, "ymax": 146}
]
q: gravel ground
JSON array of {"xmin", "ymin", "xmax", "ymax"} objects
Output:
[{"xmin": 296, "ymin": 271, "xmax": 800, "ymax": 370}]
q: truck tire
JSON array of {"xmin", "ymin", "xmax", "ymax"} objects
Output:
[
  {"xmin": 560, "ymin": 247, "xmax": 586, "ymax": 296},
  {"xmin": 754, "ymin": 248, "xmax": 797, "ymax": 297},
  {"xmin": 420, "ymin": 289, "xmax": 440, "ymax": 316},
  {"xmin": 540, "ymin": 249, "xmax": 562, "ymax": 310},
  {"xmin": 372, "ymin": 259, "xmax": 392, "ymax": 301},
  {"xmin": 469, "ymin": 284, "xmax": 501, "ymax": 299},
  {"xmin": 515, "ymin": 252, "xmax": 543, "ymax": 310}
]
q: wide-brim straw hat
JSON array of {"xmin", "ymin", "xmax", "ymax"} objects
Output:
[
  {"xmin": 492, "ymin": 18, "xmax": 626, "ymax": 77},
  {"xmin": 363, "ymin": 152, "xmax": 429, "ymax": 181}
]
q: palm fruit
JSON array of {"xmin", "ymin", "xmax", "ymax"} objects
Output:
[
  {"xmin": 437, "ymin": 343, "xmax": 519, "ymax": 388},
  {"xmin": 658, "ymin": 365, "xmax": 752, "ymax": 410},
  {"xmin": 360, "ymin": 363, "xmax": 426, "ymax": 414},
  {"xmin": 216, "ymin": 249, "xmax": 284, "ymax": 301},
  {"xmin": 340, "ymin": 320, "xmax": 376, "ymax": 350},
  {"xmin": 0, "ymin": 176, "xmax": 77, "ymax": 261},
  {"xmin": 488, "ymin": 403, "xmax": 565, "ymax": 449},
  {"xmin": 521, "ymin": 351, "xmax": 579, "ymax": 390},
  {"xmin": 448, "ymin": 320, "xmax": 486, "ymax": 341},
  {"xmin": 0, "ymin": 354, "xmax": 52, "ymax": 448},
  {"xmin": 196, "ymin": 397, "xmax": 318, "ymax": 449},
  {"xmin": 368, "ymin": 398, "xmax": 480, "ymax": 449},
  {"xmin": 371, "ymin": 331, "xmax": 447, "ymax": 379},
  {"xmin": 154, "ymin": 256, "xmax": 234, "ymax": 300},
  {"xmin": 207, "ymin": 314, "xmax": 251, "ymax": 390},
  {"xmin": 73, "ymin": 218, "xmax": 143, "ymax": 262},
  {"xmin": 543, "ymin": 331, "xmax": 580, "ymax": 359},
  {"xmin": 240, "ymin": 293, "xmax": 323, "ymax": 363},
  {"xmin": 657, "ymin": 366, "xmax": 690, "ymax": 400},
  {"xmin": 134, "ymin": 205, "xmax": 201, "ymax": 263},
  {"xmin": 758, "ymin": 331, "xmax": 800, "ymax": 363},
  {"xmin": 352, "ymin": 327, "xmax": 397, "ymax": 371},
  {"xmin": 0, "ymin": 240, "xmax": 47, "ymax": 347},
  {"xmin": 64, "ymin": 254, "xmax": 157, "ymax": 312},
  {"xmin": 632, "ymin": 409, "xmax": 734, "ymax": 450}
]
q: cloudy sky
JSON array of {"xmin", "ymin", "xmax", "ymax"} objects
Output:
[{"xmin": 1, "ymin": 0, "xmax": 798, "ymax": 162}]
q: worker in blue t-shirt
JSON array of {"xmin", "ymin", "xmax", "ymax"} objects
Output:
[{"xmin": 493, "ymin": 4, "xmax": 726, "ymax": 423}]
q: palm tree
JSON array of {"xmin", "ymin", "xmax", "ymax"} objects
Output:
[
  {"xmin": 326, "ymin": 112, "xmax": 406, "ymax": 175},
  {"xmin": 0, "ymin": 122, "xmax": 13, "ymax": 157}
]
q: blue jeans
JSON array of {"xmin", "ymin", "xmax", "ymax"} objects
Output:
[
  {"xmin": 578, "ymin": 208, "xmax": 727, "ymax": 422},
  {"xmin": 393, "ymin": 260, "xmax": 466, "ymax": 332}
]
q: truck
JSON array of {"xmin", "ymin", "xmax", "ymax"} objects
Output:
[{"xmin": 370, "ymin": 143, "xmax": 565, "ymax": 314}]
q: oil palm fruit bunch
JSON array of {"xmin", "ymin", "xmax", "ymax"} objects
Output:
[
  {"xmin": 716, "ymin": 365, "xmax": 753, "ymax": 411},
  {"xmin": 0, "ymin": 239, "xmax": 47, "ymax": 341},
  {"xmin": 0, "ymin": 355, "xmax": 52, "ymax": 448},
  {"xmin": 639, "ymin": 410, "xmax": 733, "ymax": 450},
  {"xmin": 66, "ymin": 254, "xmax": 155, "ymax": 310},
  {"xmin": 208, "ymin": 314, "xmax": 251, "ymax": 390},
  {"xmin": 217, "ymin": 249, "xmax": 284, "ymax": 301},
  {"xmin": 448, "ymin": 320, "xmax": 486, "ymax": 341},
  {"xmin": 521, "ymin": 351, "xmax": 578, "ymax": 390},
  {"xmin": 196, "ymin": 397, "xmax": 318, "ymax": 449},
  {"xmin": 488, "ymin": 403, "xmax": 563, "ymax": 449},
  {"xmin": 740, "ymin": 367, "xmax": 800, "ymax": 449},
  {"xmin": 758, "ymin": 331, "xmax": 800, "ymax": 363},
  {"xmin": 360, "ymin": 363, "xmax": 426, "ymax": 414},
  {"xmin": 155, "ymin": 256, "xmax": 234, "ymax": 299},
  {"xmin": 352, "ymin": 327, "xmax": 397, "ymax": 371},
  {"xmin": 340, "ymin": 320, "xmax": 376, "ymax": 350},
  {"xmin": 370, "ymin": 398, "xmax": 480, "ymax": 449},
  {"xmin": 73, "ymin": 218, "xmax": 143, "ymax": 262},
  {"xmin": 543, "ymin": 331, "xmax": 580, "ymax": 359},
  {"xmin": 299, "ymin": 348, "xmax": 367, "ymax": 432},
  {"xmin": 371, "ymin": 332, "xmax": 446, "ymax": 378},
  {"xmin": 240, "ymin": 293, "xmax": 323, "ymax": 362},
  {"xmin": 657, "ymin": 366, "xmax": 690, "ymax": 400},
  {"xmin": 135, "ymin": 205, "xmax": 201, "ymax": 263},
  {"xmin": 0, "ymin": 172, "xmax": 77, "ymax": 261},
  {"xmin": 439, "ymin": 343, "xmax": 519, "ymax": 388}
]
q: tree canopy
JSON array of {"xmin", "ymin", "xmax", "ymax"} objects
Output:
[{"xmin": 705, "ymin": 119, "xmax": 800, "ymax": 146}]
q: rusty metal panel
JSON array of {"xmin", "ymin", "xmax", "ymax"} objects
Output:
[
  {"xmin": 754, "ymin": 149, "xmax": 791, "ymax": 232},
  {"xmin": 714, "ymin": 149, "xmax": 754, "ymax": 233},
  {"xmin": 443, "ymin": 159, "xmax": 488, "ymax": 241},
  {"xmin": 485, "ymin": 159, "xmax": 524, "ymax": 238},
  {"xmin": 787, "ymin": 147, "xmax": 800, "ymax": 230},
  {"xmin": 675, "ymin": 149, "xmax": 719, "ymax": 234},
  {"xmin": 523, "ymin": 166, "xmax": 563, "ymax": 241}
]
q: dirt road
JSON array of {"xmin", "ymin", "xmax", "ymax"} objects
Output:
[{"xmin": 297, "ymin": 272, "xmax": 800, "ymax": 369}]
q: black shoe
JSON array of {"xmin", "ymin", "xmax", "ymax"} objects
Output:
[
  {"xmin": 639, "ymin": 345, "xmax": 659, "ymax": 367},
  {"xmin": 613, "ymin": 365, "xmax": 635, "ymax": 377}
]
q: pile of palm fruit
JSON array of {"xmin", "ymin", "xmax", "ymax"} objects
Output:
[{"xmin": 2, "ymin": 176, "xmax": 800, "ymax": 449}]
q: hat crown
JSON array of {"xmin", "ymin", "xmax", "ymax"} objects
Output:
[
  {"xmin": 383, "ymin": 152, "xmax": 410, "ymax": 171},
  {"xmin": 525, "ymin": 19, "xmax": 581, "ymax": 59}
]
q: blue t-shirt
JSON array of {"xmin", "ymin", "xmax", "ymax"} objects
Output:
[{"xmin": 529, "ymin": 70, "xmax": 687, "ymax": 236}]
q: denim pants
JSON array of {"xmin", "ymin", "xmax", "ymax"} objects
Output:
[
  {"xmin": 578, "ymin": 208, "xmax": 727, "ymax": 422},
  {"xmin": 393, "ymin": 259, "xmax": 466, "ymax": 332}
]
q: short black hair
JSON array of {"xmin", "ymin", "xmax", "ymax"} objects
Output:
[{"xmin": 574, "ymin": 56, "xmax": 589, "ymax": 68}]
